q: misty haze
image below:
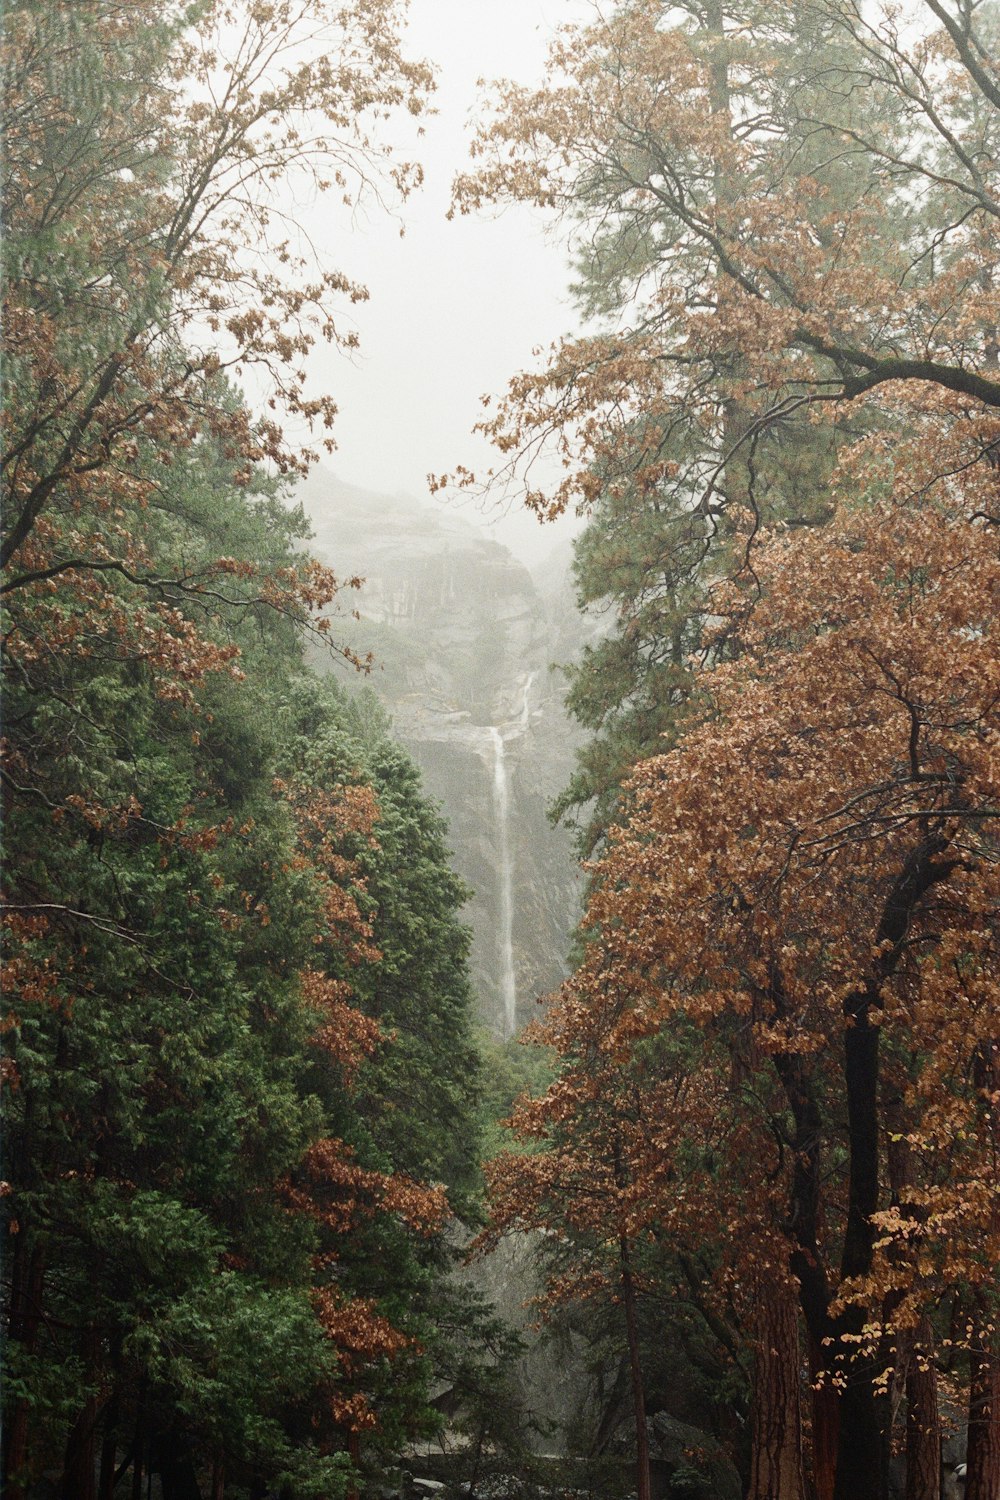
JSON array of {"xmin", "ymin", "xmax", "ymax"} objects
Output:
[{"xmin": 3, "ymin": 4, "xmax": 998, "ymax": 1500}]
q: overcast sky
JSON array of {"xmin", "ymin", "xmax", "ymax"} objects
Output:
[{"xmin": 299, "ymin": 0, "xmax": 592, "ymax": 566}]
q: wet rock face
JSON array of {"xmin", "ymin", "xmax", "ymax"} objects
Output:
[
  {"xmin": 300, "ymin": 471, "xmax": 584, "ymax": 1036},
  {"xmin": 646, "ymin": 1414, "xmax": 742, "ymax": 1500}
]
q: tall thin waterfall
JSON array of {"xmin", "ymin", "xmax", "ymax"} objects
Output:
[{"xmin": 489, "ymin": 726, "xmax": 517, "ymax": 1037}]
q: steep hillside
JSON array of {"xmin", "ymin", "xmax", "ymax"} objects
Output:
[{"xmin": 300, "ymin": 470, "xmax": 583, "ymax": 1036}]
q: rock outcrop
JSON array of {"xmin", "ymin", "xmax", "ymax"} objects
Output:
[{"xmin": 300, "ymin": 470, "xmax": 583, "ymax": 1037}]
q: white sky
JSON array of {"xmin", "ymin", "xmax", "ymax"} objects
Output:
[{"xmin": 299, "ymin": 0, "xmax": 592, "ymax": 566}]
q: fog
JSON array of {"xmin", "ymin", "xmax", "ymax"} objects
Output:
[{"xmin": 292, "ymin": 0, "xmax": 592, "ymax": 568}]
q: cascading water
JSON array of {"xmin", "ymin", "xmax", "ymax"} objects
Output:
[
  {"xmin": 486, "ymin": 675, "xmax": 539, "ymax": 1037},
  {"xmin": 489, "ymin": 726, "xmax": 517, "ymax": 1038}
]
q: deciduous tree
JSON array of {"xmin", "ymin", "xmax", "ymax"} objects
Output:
[
  {"xmin": 446, "ymin": 0, "xmax": 1000, "ymax": 526},
  {"xmin": 486, "ymin": 476, "xmax": 1000, "ymax": 1500}
]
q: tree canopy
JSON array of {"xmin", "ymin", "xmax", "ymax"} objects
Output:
[
  {"xmin": 1, "ymin": 6, "xmax": 492, "ymax": 1499},
  {"xmin": 461, "ymin": 4, "xmax": 1000, "ymax": 1499},
  {"xmin": 6, "ymin": 1, "xmax": 1000, "ymax": 1498}
]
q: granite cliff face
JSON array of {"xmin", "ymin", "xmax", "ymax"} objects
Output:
[{"xmin": 300, "ymin": 470, "xmax": 583, "ymax": 1037}]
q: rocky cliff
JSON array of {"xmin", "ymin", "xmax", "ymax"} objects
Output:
[{"xmin": 299, "ymin": 470, "xmax": 583, "ymax": 1037}]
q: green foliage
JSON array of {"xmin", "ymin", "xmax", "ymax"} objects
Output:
[
  {"xmin": 279, "ymin": 679, "xmax": 484, "ymax": 1199},
  {"xmin": 553, "ymin": 404, "xmax": 849, "ymax": 856},
  {"xmin": 475, "ymin": 1032, "xmax": 556, "ymax": 1162},
  {"xmin": 1, "ymin": 33, "xmax": 485, "ymax": 1484}
]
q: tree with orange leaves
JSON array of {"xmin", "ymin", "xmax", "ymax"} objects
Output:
[
  {"xmin": 0, "ymin": 5, "xmax": 490, "ymax": 1495},
  {"xmin": 486, "ymin": 471, "xmax": 1000, "ymax": 1500},
  {"xmin": 450, "ymin": 10, "xmax": 1000, "ymax": 1494},
  {"xmin": 446, "ymin": 0, "xmax": 1000, "ymax": 525},
  {"xmin": 441, "ymin": 0, "xmax": 1000, "ymax": 890},
  {"xmin": 1, "ymin": 0, "xmax": 432, "ymax": 577}
]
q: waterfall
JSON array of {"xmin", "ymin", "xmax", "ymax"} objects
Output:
[{"xmin": 489, "ymin": 726, "xmax": 517, "ymax": 1037}]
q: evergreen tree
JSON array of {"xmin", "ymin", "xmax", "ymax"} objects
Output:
[{"xmin": 1, "ymin": 4, "xmax": 494, "ymax": 1496}]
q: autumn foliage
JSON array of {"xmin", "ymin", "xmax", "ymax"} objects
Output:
[
  {"xmin": 0, "ymin": 4, "xmax": 488, "ymax": 1499},
  {"xmin": 7, "ymin": 0, "xmax": 1000, "ymax": 1496},
  {"xmin": 487, "ymin": 476, "xmax": 1000, "ymax": 1497},
  {"xmin": 461, "ymin": 3, "xmax": 1000, "ymax": 1498},
  {"xmin": 444, "ymin": 0, "xmax": 1000, "ymax": 524}
]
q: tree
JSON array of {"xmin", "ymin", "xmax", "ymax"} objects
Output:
[
  {"xmin": 0, "ymin": 584, "xmax": 473, "ymax": 1497},
  {"xmin": 455, "ymin": 5, "xmax": 1000, "ymax": 1495},
  {"xmin": 1, "ymin": 5, "xmax": 496, "ymax": 1494},
  {"xmin": 445, "ymin": 0, "xmax": 1000, "ymax": 528},
  {"xmin": 2, "ymin": 0, "xmax": 432, "ymax": 575},
  {"xmin": 550, "ymin": 471, "xmax": 713, "ymax": 854},
  {"xmin": 441, "ymin": 0, "xmax": 907, "ymax": 851},
  {"xmin": 281, "ymin": 683, "xmax": 483, "ymax": 1207},
  {"xmin": 353, "ymin": 729, "xmax": 483, "ymax": 1207},
  {"xmin": 484, "ymin": 474, "xmax": 1000, "ymax": 1500}
]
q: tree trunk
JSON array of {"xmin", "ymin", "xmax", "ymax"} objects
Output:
[
  {"xmin": 965, "ymin": 1037, "xmax": 1000, "ymax": 1500},
  {"xmin": 61, "ymin": 1324, "xmax": 101, "ymax": 1500},
  {"xmin": 61, "ymin": 1335, "xmax": 101, "ymax": 1500},
  {"xmin": 831, "ymin": 1375, "xmax": 888, "ymax": 1500},
  {"xmin": 770, "ymin": 1041, "xmax": 836, "ymax": 1500},
  {"xmin": 835, "ymin": 1007, "xmax": 885, "ymax": 1500},
  {"xmin": 620, "ymin": 1233, "xmax": 652, "ymax": 1500},
  {"xmin": 965, "ymin": 1314, "xmax": 1000, "ymax": 1500},
  {"xmin": 884, "ymin": 1108, "xmax": 940, "ymax": 1500},
  {"xmin": 131, "ymin": 1382, "xmax": 147, "ymax": 1500},
  {"xmin": 346, "ymin": 1430, "xmax": 361, "ymax": 1500},
  {"xmin": 807, "ymin": 1346, "xmax": 840, "ymax": 1500},
  {"xmin": 831, "ymin": 835, "xmax": 953, "ymax": 1500},
  {"xmin": 98, "ymin": 1387, "xmax": 121, "ymax": 1500},
  {"xmin": 904, "ymin": 1318, "xmax": 940, "ymax": 1500},
  {"xmin": 748, "ymin": 1279, "xmax": 805, "ymax": 1500},
  {"xmin": 3, "ymin": 1237, "xmax": 46, "ymax": 1500}
]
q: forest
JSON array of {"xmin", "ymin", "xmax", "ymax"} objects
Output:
[{"xmin": 1, "ymin": 3, "xmax": 999, "ymax": 1500}]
